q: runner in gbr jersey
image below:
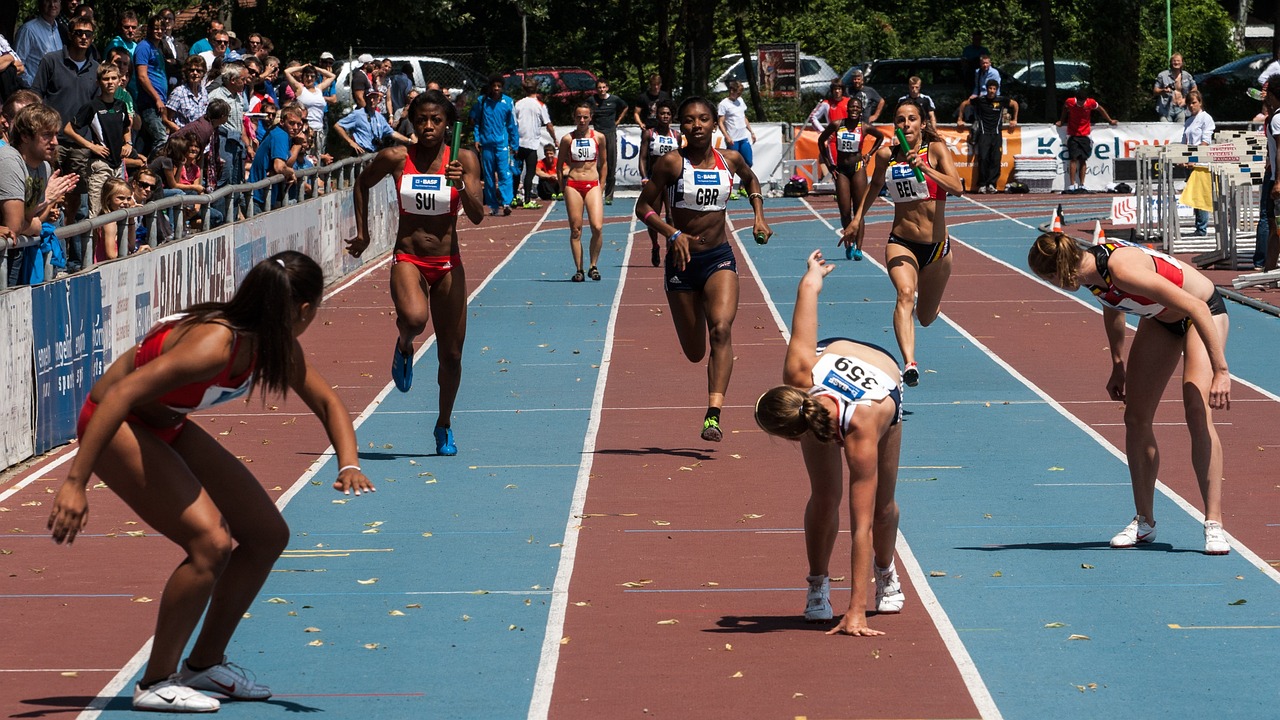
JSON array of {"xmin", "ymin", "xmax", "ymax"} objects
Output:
[
  {"xmin": 349, "ymin": 90, "xmax": 484, "ymax": 456},
  {"xmin": 638, "ymin": 98, "xmax": 681, "ymax": 267},
  {"xmin": 846, "ymin": 98, "xmax": 964, "ymax": 387},
  {"xmin": 558, "ymin": 101, "xmax": 608, "ymax": 282},
  {"xmin": 818, "ymin": 96, "xmax": 884, "ymax": 260},
  {"xmin": 635, "ymin": 96, "xmax": 772, "ymax": 442},
  {"xmin": 754, "ymin": 250, "xmax": 906, "ymax": 636},
  {"xmin": 49, "ymin": 253, "xmax": 374, "ymax": 712},
  {"xmin": 1028, "ymin": 232, "xmax": 1232, "ymax": 555}
]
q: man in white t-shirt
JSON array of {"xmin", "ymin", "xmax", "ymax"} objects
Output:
[
  {"xmin": 512, "ymin": 80, "xmax": 555, "ymax": 209},
  {"xmin": 716, "ymin": 80, "xmax": 755, "ymax": 199}
]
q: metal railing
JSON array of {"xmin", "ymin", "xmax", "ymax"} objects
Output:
[{"xmin": 1, "ymin": 153, "xmax": 375, "ymax": 288}]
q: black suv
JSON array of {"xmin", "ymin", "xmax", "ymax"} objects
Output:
[{"xmin": 842, "ymin": 57, "xmax": 1036, "ymax": 122}]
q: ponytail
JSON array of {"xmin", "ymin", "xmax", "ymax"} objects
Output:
[
  {"xmin": 754, "ymin": 386, "xmax": 836, "ymax": 444},
  {"xmin": 183, "ymin": 250, "xmax": 324, "ymax": 398},
  {"xmin": 1027, "ymin": 232, "xmax": 1083, "ymax": 288}
]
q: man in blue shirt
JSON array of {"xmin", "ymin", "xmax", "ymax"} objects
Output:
[
  {"xmin": 970, "ymin": 54, "xmax": 1001, "ymax": 98},
  {"xmin": 133, "ymin": 13, "xmax": 169, "ymax": 155},
  {"xmin": 249, "ymin": 105, "xmax": 306, "ymax": 210},
  {"xmin": 14, "ymin": 0, "xmax": 63, "ymax": 86},
  {"xmin": 334, "ymin": 88, "xmax": 411, "ymax": 155},
  {"xmin": 469, "ymin": 75, "xmax": 519, "ymax": 216}
]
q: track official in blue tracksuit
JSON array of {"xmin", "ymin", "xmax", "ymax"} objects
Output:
[{"xmin": 469, "ymin": 75, "xmax": 519, "ymax": 215}]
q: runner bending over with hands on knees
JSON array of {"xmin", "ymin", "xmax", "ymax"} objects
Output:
[
  {"xmin": 1028, "ymin": 233, "xmax": 1232, "ymax": 555},
  {"xmin": 754, "ymin": 249, "xmax": 905, "ymax": 636},
  {"xmin": 47, "ymin": 251, "xmax": 375, "ymax": 713},
  {"xmin": 635, "ymin": 96, "xmax": 771, "ymax": 441},
  {"xmin": 846, "ymin": 98, "xmax": 964, "ymax": 387},
  {"xmin": 348, "ymin": 90, "xmax": 484, "ymax": 456}
]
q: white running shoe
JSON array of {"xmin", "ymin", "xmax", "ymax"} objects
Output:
[
  {"xmin": 1110, "ymin": 515, "xmax": 1156, "ymax": 548},
  {"xmin": 1204, "ymin": 521, "xmax": 1231, "ymax": 555},
  {"xmin": 179, "ymin": 657, "xmax": 272, "ymax": 700},
  {"xmin": 875, "ymin": 564, "xmax": 905, "ymax": 614},
  {"xmin": 133, "ymin": 675, "xmax": 220, "ymax": 713},
  {"xmin": 804, "ymin": 574, "xmax": 832, "ymax": 621}
]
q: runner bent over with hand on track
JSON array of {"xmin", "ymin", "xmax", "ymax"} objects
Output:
[
  {"xmin": 846, "ymin": 98, "xmax": 964, "ymax": 387},
  {"xmin": 1028, "ymin": 233, "xmax": 1232, "ymax": 555},
  {"xmin": 755, "ymin": 249, "xmax": 905, "ymax": 636},
  {"xmin": 635, "ymin": 96, "xmax": 771, "ymax": 441},
  {"xmin": 48, "ymin": 252, "xmax": 375, "ymax": 712},
  {"xmin": 349, "ymin": 90, "xmax": 484, "ymax": 456}
]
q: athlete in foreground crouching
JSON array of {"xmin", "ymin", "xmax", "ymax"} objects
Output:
[
  {"xmin": 48, "ymin": 252, "xmax": 375, "ymax": 712},
  {"xmin": 755, "ymin": 250, "xmax": 905, "ymax": 636}
]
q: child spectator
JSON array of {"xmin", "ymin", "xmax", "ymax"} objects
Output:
[
  {"xmin": 535, "ymin": 142, "xmax": 561, "ymax": 200},
  {"xmin": 93, "ymin": 177, "xmax": 138, "ymax": 262},
  {"xmin": 63, "ymin": 62, "xmax": 132, "ymax": 218}
]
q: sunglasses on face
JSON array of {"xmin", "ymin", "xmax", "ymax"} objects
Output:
[
  {"xmin": 137, "ymin": 181, "xmax": 156, "ymax": 190},
  {"xmin": 72, "ymin": 30, "xmax": 94, "ymax": 39}
]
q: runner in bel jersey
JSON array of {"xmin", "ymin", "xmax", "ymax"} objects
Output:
[
  {"xmin": 558, "ymin": 102, "xmax": 608, "ymax": 282},
  {"xmin": 638, "ymin": 98, "xmax": 681, "ymax": 267},
  {"xmin": 635, "ymin": 96, "xmax": 772, "ymax": 442},
  {"xmin": 348, "ymin": 90, "xmax": 484, "ymax": 456},
  {"xmin": 846, "ymin": 98, "xmax": 964, "ymax": 387},
  {"xmin": 1028, "ymin": 233, "xmax": 1232, "ymax": 555},
  {"xmin": 818, "ymin": 96, "xmax": 884, "ymax": 260}
]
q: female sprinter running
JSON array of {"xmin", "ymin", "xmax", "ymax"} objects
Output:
[
  {"xmin": 635, "ymin": 96, "xmax": 771, "ymax": 441},
  {"xmin": 558, "ymin": 101, "xmax": 608, "ymax": 281},
  {"xmin": 638, "ymin": 98, "xmax": 680, "ymax": 267},
  {"xmin": 846, "ymin": 98, "xmax": 963, "ymax": 387},
  {"xmin": 1028, "ymin": 233, "xmax": 1232, "ymax": 555},
  {"xmin": 755, "ymin": 249, "xmax": 905, "ymax": 636},
  {"xmin": 48, "ymin": 251, "xmax": 375, "ymax": 712},
  {"xmin": 349, "ymin": 89, "xmax": 484, "ymax": 456},
  {"xmin": 818, "ymin": 96, "xmax": 884, "ymax": 261}
]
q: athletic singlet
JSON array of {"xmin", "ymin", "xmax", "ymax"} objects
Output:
[
  {"xmin": 670, "ymin": 149, "xmax": 733, "ymax": 212},
  {"xmin": 647, "ymin": 129, "xmax": 679, "ymax": 157},
  {"xmin": 808, "ymin": 351, "xmax": 898, "ymax": 443},
  {"xmin": 399, "ymin": 145, "xmax": 461, "ymax": 217},
  {"xmin": 568, "ymin": 134, "xmax": 598, "ymax": 162},
  {"xmin": 885, "ymin": 146, "xmax": 941, "ymax": 203},
  {"xmin": 134, "ymin": 314, "xmax": 255, "ymax": 414},
  {"xmin": 836, "ymin": 125, "xmax": 864, "ymax": 155},
  {"xmin": 1085, "ymin": 241, "xmax": 1185, "ymax": 318}
]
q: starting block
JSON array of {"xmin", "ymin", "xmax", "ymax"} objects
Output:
[{"xmin": 1231, "ymin": 268, "xmax": 1280, "ymax": 289}]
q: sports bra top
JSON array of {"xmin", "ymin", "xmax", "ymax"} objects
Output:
[
  {"xmin": 670, "ymin": 149, "xmax": 734, "ymax": 213},
  {"xmin": 398, "ymin": 145, "xmax": 462, "ymax": 217},
  {"xmin": 885, "ymin": 145, "xmax": 941, "ymax": 203},
  {"xmin": 134, "ymin": 314, "xmax": 255, "ymax": 415},
  {"xmin": 1085, "ymin": 242, "xmax": 1185, "ymax": 318},
  {"xmin": 808, "ymin": 352, "xmax": 898, "ymax": 443},
  {"xmin": 647, "ymin": 129, "xmax": 679, "ymax": 157},
  {"xmin": 835, "ymin": 124, "xmax": 864, "ymax": 155},
  {"xmin": 568, "ymin": 133, "xmax": 598, "ymax": 162}
]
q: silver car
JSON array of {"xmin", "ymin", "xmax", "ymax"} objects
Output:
[
  {"xmin": 333, "ymin": 55, "xmax": 485, "ymax": 111},
  {"xmin": 711, "ymin": 53, "xmax": 839, "ymax": 96}
]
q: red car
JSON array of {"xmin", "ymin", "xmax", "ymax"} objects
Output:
[{"xmin": 502, "ymin": 67, "xmax": 599, "ymax": 122}]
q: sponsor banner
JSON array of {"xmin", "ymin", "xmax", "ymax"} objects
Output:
[
  {"xmin": 1111, "ymin": 196, "xmax": 1138, "ymax": 224},
  {"xmin": 31, "ymin": 274, "xmax": 104, "ymax": 453},
  {"xmin": 567, "ymin": 124, "xmax": 786, "ymax": 191},
  {"xmin": 0, "ymin": 287, "xmax": 34, "ymax": 467},
  {"xmin": 758, "ymin": 43, "xmax": 800, "ymax": 98}
]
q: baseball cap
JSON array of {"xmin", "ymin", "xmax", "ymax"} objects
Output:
[
  {"xmin": 320, "ymin": 51, "xmax": 334, "ymax": 60},
  {"xmin": 357, "ymin": 53, "xmax": 374, "ymax": 64}
]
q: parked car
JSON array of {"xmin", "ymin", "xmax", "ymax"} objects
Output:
[
  {"xmin": 501, "ymin": 66, "xmax": 599, "ymax": 124},
  {"xmin": 1002, "ymin": 59, "xmax": 1090, "ymax": 91},
  {"xmin": 711, "ymin": 53, "xmax": 839, "ymax": 97},
  {"xmin": 1195, "ymin": 52, "xmax": 1270, "ymax": 121},
  {"xmin": 334, "ymin": 55, "xmax": 486, "ymax": 111},
  {"xmin": 843, "ymin": 57, "xmax": 971, "ymax": 121}
]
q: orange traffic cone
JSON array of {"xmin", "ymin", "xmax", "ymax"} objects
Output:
[
  {"xmin": 1049, "ymin": 206, "xmax": 1064, "ymax": 233},
  {"xmin": 1092, "ymin": 220, "xmax": 1106, "ymax": 245}
]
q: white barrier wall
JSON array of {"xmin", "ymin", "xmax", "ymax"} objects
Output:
[{"xmin": 0, "ymin": 177, "xmax": 397, "ymax": 470}]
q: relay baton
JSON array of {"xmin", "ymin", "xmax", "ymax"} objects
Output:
[
  {"xmin": 449, "ymin": 122, "xmax": 462, "ymax": 186},
  {"xmin": 895, "ymin": 128, "xmax": 925, "ymax": 182}
]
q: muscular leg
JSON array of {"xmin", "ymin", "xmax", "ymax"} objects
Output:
[
  {"xmin": 701, "ymin": 269, "xmax": 740, "ymax": 409},
  {"xmin": 390, "ymin": 261, "xmax": 430, "ymax": 356},
  {"xmin": 429, "ymin": 264, "xmax": 469, "ymax": 429},
  {"xmin": 564, "ymin": 185, "xmax": 586, "ymax": 272},
  {"xmin": 800, "ymin": 433, "xmax": 844, "ymax": 576},
  {"xmin": 885, "ymin": 244, "xmax": 922, "ymax": 366},
  {"xmin": 873, "ymin": 421, "xmax": 902, "ymax": 569},
  {"xmin": 834, "ymin": 171, "xmax": 852, "ymax": 229},
  {"xmin": 915, "ymin": 250, "xmax": 954, "ymax": 327},
  {"xmin": 1182, "ymin": 314, "xmax": 1229, "ymax": 522},
  {"xmin": 850, "ymin": 170, "xmax": 869, "ymax": 251},
  {"xmin": 93, "ymin": 425, "xmax": 235, "ymax": 685},
  {"xmin": 584, "ymin": 184, "xmax": 605, "ymax": 269},
  {"xmin": 666, "ymin": 289, "xmax": 707, "ymax": 362},
  {"xmin": 178, "ymin": 425, "xmax": 289, "ymax": 668},
  {"xmin": 1121, "ymin": 321, "xmax": 1182, "ymax": 524}
]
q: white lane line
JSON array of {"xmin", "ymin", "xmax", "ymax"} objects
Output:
[
  {"xmin": 796, "ymin": 196, "xmax": 1004, "ymax": 720},
  {"xmin": 527, "ymin": 210, "xmax": 635, "ymax": 720},
  {"xmin": 76, "ymin": 206, "xmax": 560, "ymax": 720}
]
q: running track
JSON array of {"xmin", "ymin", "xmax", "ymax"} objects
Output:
[{"xmin": 1, "ymin": 191, "xmax": 1278, "ymax": 719}]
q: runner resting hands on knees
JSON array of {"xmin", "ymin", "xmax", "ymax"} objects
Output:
[
  {"xmin": 845, "ymin": 98, "xmax": 964, "ymax": 387},
  {"xmin": 48, "ymin": 252, "xmax": 375, "ymax": 713},
  {"xmin": 348, "ymin": 90, "xmax": 484, "ymax": 456},
  {"xmin": 635, "ymin": 96, "xmax": 772, "ymax": 441},
  {"xmin": 754, "ymin": 249, "xmax": 905, "ymax": 636},
  {"xmin": 1028, "ymin": 233, "xmax": 1232, "ymax": 555}
]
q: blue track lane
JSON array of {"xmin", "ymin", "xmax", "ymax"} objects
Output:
[{"xmin": 743, "ymin": 202, "xmax": 1280, "ymax": 720}]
